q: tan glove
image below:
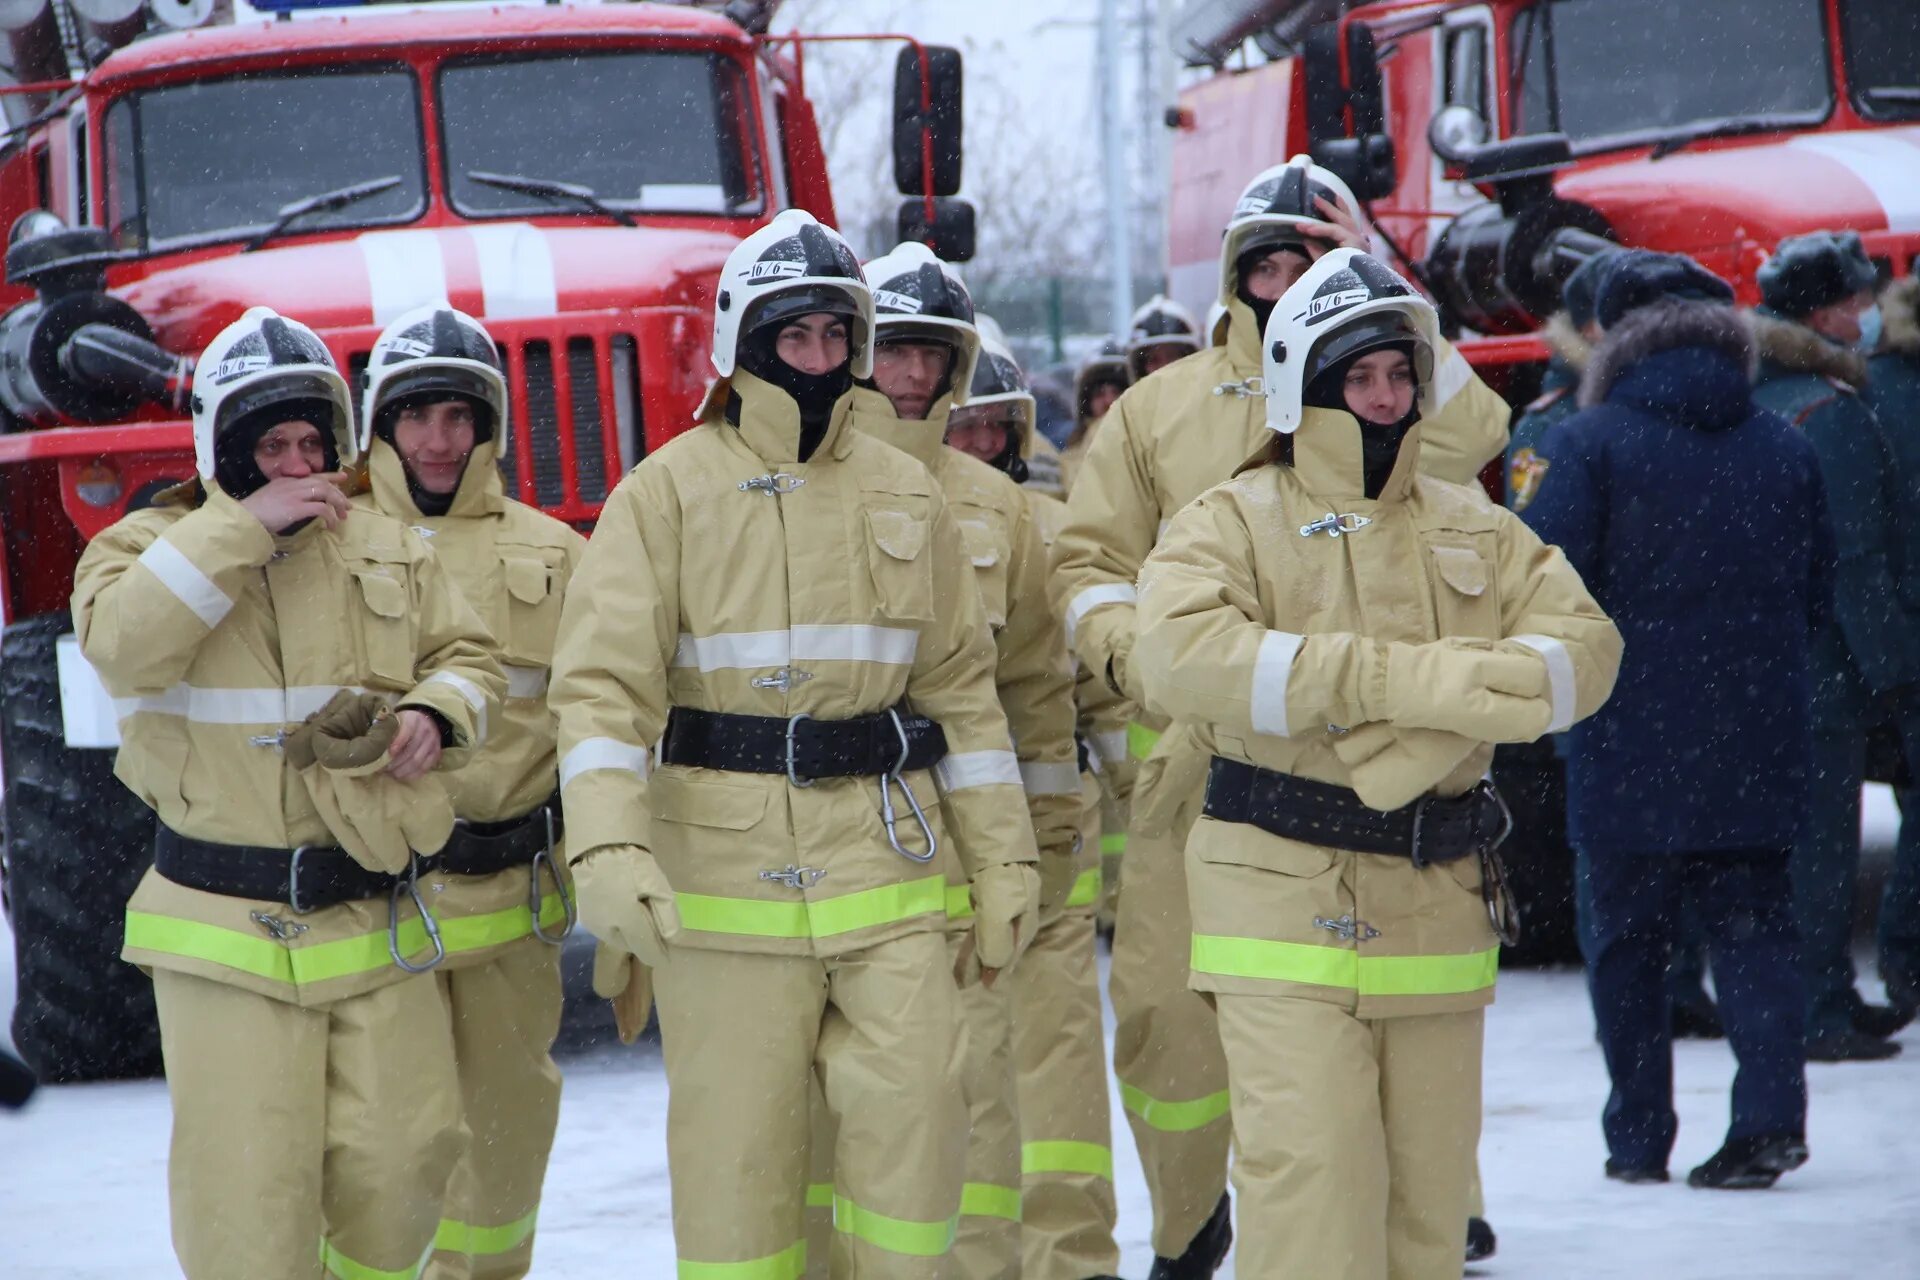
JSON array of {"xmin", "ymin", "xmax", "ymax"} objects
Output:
[
  {"xmin": 571, "ymin": 843, "xmax": 678, "ymax": 969},
  {"xmin": 591, "ymin": 943, "xmax": 655, "ymax": 1045},
  {"xmin": 1035, "ymin": 845, "xmax": 1081, "ymax": 925},
  {"xmin": 283, "ymin": 690, "xmax": 454, "ymax": 874},
  {"xmin": 1367, "ymin": 639, "xmax": 1554, "ymax": 743},
  {"xmin": 1331, "ymin": 722, "xmax": 1484, "ymax": 811},
  {"xmin": 967, "ymin": 861, "xmax": 1041, "ymax": 986}
]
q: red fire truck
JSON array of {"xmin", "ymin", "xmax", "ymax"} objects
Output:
[
  {"xmin": 0, "ymin": 0, "xmax": 968, "ymax": 1079},
  {"xmin": 1166, "ymin": 0, "xmax": 1918, "ymax": 958}
]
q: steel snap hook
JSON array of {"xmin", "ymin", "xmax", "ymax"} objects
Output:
[
  {"xmin": 529, "ymin": 807, "xmax": 576, "ymax": 945},
  {"xmin": 878, "ymin": 707, "xmax": 938, "ymax": 863},
  {"xmin": 389, "ymin": 855, "xmax": 447, "ymax": 974}
]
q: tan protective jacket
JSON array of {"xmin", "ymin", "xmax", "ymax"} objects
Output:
[
  {"xmin": 847, "ymin": 385, "xmax": 1080, "ymax": 919},
  {"xmin": 550, "ymin": 371, "xmax": 1038, "ymax": 959},
  {"xmin": 1051, "ymin": 293, "xmax": 1512, "ymax": 720},
  {"xmin": 354, "ymin": 435, "xmax": 585, "ymax": 967},
  {"xmin": 74, "ymin": 486, "xmax": 504, "ymax": 1007},
  {"xmin": 1133, "ymin": 410, "xmax": 1620, "ymax": 1016}
]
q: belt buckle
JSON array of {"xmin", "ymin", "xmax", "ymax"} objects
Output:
[
  {"xmin": 786, "ymin": 712, "xmax": 815, "ymax": 789},
  {"xmin": 287, "ymin": 845, "xmax": 318, "ymax": 914}
]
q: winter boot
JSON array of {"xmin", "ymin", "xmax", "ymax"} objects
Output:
[
  {"xmin": 1806, "ymin": 1030, "xmax": 1902, "ymax": 1062},
  {"xmin": 1849, "ymin": 999, "xmax": 1914, "ymax": 1039},
  {"xmin": 1603, "ymin": 1160, "xmax": 1669, "ymax": 1184},
  {"xmin": 1147, "ymin": 1193, "xmax": 1232, "ymax": 1279},
  {"xmin": 1464, "ymin": 1217, "xmax": 1497, "ymax": 1262},
  {"xmin": 1686, "ymin": 1134, "xmax": 1808, "ymax": 1190}
]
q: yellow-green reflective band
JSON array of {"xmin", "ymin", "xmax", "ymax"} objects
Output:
[
  {"xmin": 1190, "ymin": 933, "xmax": 1499, "ymax": 997},
  {"xmin": 433, "ymin": 1209, "xmax": 537, "ymax": 1257},
  {"xmin": 1022, "ymin": 1140, "xmax": 1113, "ymax": 1180},
  {"xmin": 805, "ymin": 1183, "xmax": 834, "ymax": 1209},
  {"xmin": 1065, "ymin": 867, "xmax": 1102, "ymax": 908},
  {"xmin": 1120, "ymin": 1082, "xmax": 1232, "ymax": 1133},
  {"xmin": 319, "ymin": 1238, "xmax": 427, "ymax": 1280},
  {"xmin": 832, "ymin": 1194, "xmax": 957, "ymax": 1257},
  {"xmin": 678, "ymin": 875, "xmax": 945, "ymax": 940},
  {"xmin": 959, "ymin": 1182, "xmax": 1023, "ymax": 1222},
  {"xmin": 677, "ymin": 1240, "xmax": 806, "ymax": 1280},
  {"xmin": 946, "ymin": 883, "xmax": 975, "ymax": 920},
  {"xmin": 1127, "ymin": 721, "xmax": 1162, "ymax": 761},
  {"xmin": 439, "ymin": 894, "xmax": 567, "ymax": 955},
  {"xmin": 1100, "ymin": 833, "xmax": 1127, "ymax": 856}
]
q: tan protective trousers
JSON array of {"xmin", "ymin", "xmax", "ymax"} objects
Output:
[
  {"xmin": 804, "ymin": 931, "xmax": 1020, "ymax": 1280},
  {"xmin": 425, "ymin": 940, "xmax": 564, "ymax": 1280},
  {"xmin": 1010, "ymin": 905, "xmax": 1121, "ymax": 1279},
  {"xmin": 1096, "ymin": 787, "xmax": 1125, "ymax": 933},
  {"xmin": 1110, "ymin": 791, "xmax": 1233, "ymax": 1256},
  {"xmin": 152, "ymin": 967, "xmax": 464, "ymax": 1280},
  {"xmin": 1214, "ymin": 996, "xmax": 1484, "ymax": 1280},
  {"xmin": 657, "ymin": 933, "xmax": 966, "ymax": 1278}
]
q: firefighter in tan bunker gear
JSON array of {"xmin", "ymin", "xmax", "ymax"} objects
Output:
[
  {"xmin": 792, "ymin": 245, "xmax": 1078, "ymax": 1280},
  {"xmin": 1134, "ymin": 251, "xmax": 1621, "ymax": 1278},
  {"xmin": 73, "ymin": 307, "xmax": 505, "ymax": 1280},
  {"xmin": 952, "ymin": 330, "xmax": 1132, "ymax": 1280},
  {"xmin": 549, "ymin": 211, "xmax": 1040, "ymax": 1278},
  {"xmin": 1050, "ymin": 158, "xmax": 1512, "ymax": 1276},
  {"xmin": 354, "ymin": 305, "xmax": 585, "ymax": 1280}
]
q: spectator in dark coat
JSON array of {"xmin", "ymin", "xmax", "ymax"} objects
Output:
[{"xmin": 1522, "ymin": 250, "xmax": 1821, "ymax": 1191}]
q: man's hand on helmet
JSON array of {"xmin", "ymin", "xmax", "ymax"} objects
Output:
[
  {"xmin": 241, "ymin": 472, "xmax": 351, "ymax": 533},
  {"xmin": 1301, "ymin": 195, "xmax": 1370, "ymax": 260}
]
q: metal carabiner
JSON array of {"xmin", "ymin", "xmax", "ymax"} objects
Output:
[
  {"xmin": 528, "ymin": 806, "xmax": 577, "ymax": 945},
  {"xmin": 389, "ymin": 856, "xmax": 447, "ymax": 974},
  {"xmin": 786, "ymin": 712, "xmax": 815, "ymax": 789},
  {"xmin": 878, "ymin": 708, "xmax": 938, "ymax": 863}
]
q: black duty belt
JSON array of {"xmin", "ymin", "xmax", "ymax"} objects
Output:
[
  {"xmin": 659, "ymin": 705, "xmax": 948, "ymax": 783},
  {"xmin": 1076, "ymin": 734, "xmax": 1093, "ymax": 775},
  {"xmin": 439, "ymin": 794, "xmax": 562, "ymax": 877},
  {"xmin": 1202, "ymin": 757, "xmax": 1512, "ymax": 867},
  {"xmin": 155, "ymin": 825, "xmax": 408, "ymax": 912}
]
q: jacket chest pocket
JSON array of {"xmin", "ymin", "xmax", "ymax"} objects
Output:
[
  {"xmin": 863, "ymin": 504, "xmax": 935, "ymax": 623},
  {"xmin": 501, "ymin": 555, "xmax": 564, "ymax": 670},
  {"xmin": 349, "ymin": 566, "xmax": 417, "ymax": 691},
  {"xmin": 1426, "ymin": 542, "xmax": 1500, "ymax": 639},
  {"xmin": 957, "ymin": 514, "xmax": 1010, "ymax": 630}
]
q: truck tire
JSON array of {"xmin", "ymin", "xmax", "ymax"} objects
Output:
[
  {"xmin": 1492, "ymin": 738, "xmax": 1582, "ymax": 967},
  {"xmin": 2, "ymin": 612, "xmax": 162, "ymax": 1081}
]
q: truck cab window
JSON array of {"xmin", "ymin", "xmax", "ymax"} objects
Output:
[{"xmin": 1843, "ymin": 0, "xmax": 1920, "ymax": 121}]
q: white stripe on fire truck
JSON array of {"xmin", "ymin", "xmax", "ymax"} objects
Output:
[
  {"xmin": 468, "ymin": 224, "xmax": 559, "ymax": 320},
  {"xmin": 1788, "ymin": 132, "xmax": 1920, "ymax": 235},
  {"xmin": 358, "ymin": 230, "xmax": 450, "ymax": 325}
]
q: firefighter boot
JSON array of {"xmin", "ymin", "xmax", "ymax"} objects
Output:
[{"xmin": 1145, "ymin": 1193, "xmax": 1231, "ymax": 1280}]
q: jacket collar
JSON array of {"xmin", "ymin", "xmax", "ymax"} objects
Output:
[
  {"xmin": 847, "ymin": 383, "xmax": 955, "ymax": 469},
  {"xmin": 367, "ymin": 436, "xmax": 503, "ymax": 522},
  {"xmin": 722, "ymin": 367, "xmax": 855, "ymax": 464},
  {"xmin": 1224, "ymin": 292, "xmax": 1264, "ymax": 380},
  {"xmin": 1749, "ymin": 307, "xmax": 1867, "ymax": 390},
  {"xmin": 1880, "ymin": 276, "xmax": 1920, "ymax": 358},
  {"xmin": 1266, "ymin": 406, "xmax": 1422, "ymax": 504}
]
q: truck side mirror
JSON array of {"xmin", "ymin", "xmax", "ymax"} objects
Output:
[
  {"xmin": 1302, "ymin": 23, "xmax": 1397, "ymax": 202},
  {"xmin": 893, "ymin": 45, "xmax": 963, "ymax": 198},
  {"xmin": 896, "ymin": 197, "xmax": 976, "ymax": 263}
]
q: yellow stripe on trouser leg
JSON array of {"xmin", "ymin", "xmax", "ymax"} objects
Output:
[
  {"xmin": 320, "ymin": 1239, "xmax": 433, "ymax": 1280},
  {"xmin": 1213, "ymin": 995, "xmax": 1483, "ymax": 1279},
  {"xmin": 1108, "ymin": 804, "xmax": 1233, "ymax": 1258},
  {"xmin": 677, "ymin": 1241, "xmax": 808, "ymax": 1279},
  {"xmin": 1010, "ymin": 909, "xmax": 1122, "ymax": 1279},
  {"xmin": 947, "ymin": 930, "xmax": 1023, "ymax": 1279},
  {"xmin": 426, "ymin": 941, "xmax": 563, "ymax": 1280}
]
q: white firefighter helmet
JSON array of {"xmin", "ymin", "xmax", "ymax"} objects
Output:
[
  {"xmin": 1219, "ymin": 155, "xmax": 1363, "ymax": 308},
  {"xmin": 361, "ymin": 304, "xmax": 509, "ymax": 455},
  {"xmin": 961, "ymin": 327, "xmax": 1037, "ymax": 457},
  {"xmin": 710, "ymin": 208, "xmax": 874, "ymax": 381},
  {"xmin": 1205, "ymin": 300, "xmax": 1229, "ymax": 347},
  {"xmin": 864, "ymin": 241, "xmax": 981, "ymax": 406},
  {"xmin": 1124, "ymin": 294, "xmax": 1202, "ymax": 378},
  {"xmin": 191, "ymin": 306, "xmax": 354, "ymax": 480},
  {"xmin": 1073, "ymin": 339, "xmax": 1130, "ymax": 427},
  {"xmin": 1262, "ymin": 248, "xmax": 1438, "ymax": 436}
]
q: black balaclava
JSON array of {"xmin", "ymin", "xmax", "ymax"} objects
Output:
[
  {"xmin": 374, "ymin": 392, "xmax": 494, "ymax": 517},
  {"xmin": 1235, "ymin": 245, "xmax": 1309, "ymax": 337},
  {"xmin": 214, "ymin": 397, "xmax": 339, "ymax": 501},
  {"xmin": 736, "ymin": 321, "xmax": 854, "ymax": 461},
  {"xmin": 1302, "ymin": 341, "xmax": 1420, "ymax": 499}
]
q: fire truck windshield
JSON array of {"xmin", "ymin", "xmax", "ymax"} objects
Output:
[
  {"xmin": 439, "ymin": 51, "xmax": 763, "ymax": 219},
  {"xmin": 1509, "ymin": 0, "xmax": 1831, "ymax": 150},
  {"xmin": 1843, "ymin": 0, "xmax": 1920, "ymax": 121},
  {"xmin": 102, "ymin": 67, "xmax": 426, "ymax": 252}
]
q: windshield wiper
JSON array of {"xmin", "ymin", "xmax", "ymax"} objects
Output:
[
  {"xmin": 466, "ymin": 171, "xmax": 638, "ymax": 228},
  {"xmin": 1646, "ymin": 115, "xmax": 1803, "ymax": 161},
  {"xmin": 242, "ymin": 176, "xmax": 404, "ymax": 252},
  {"xmin": 1864, "ymin": 87, "xmax": 1920, "ymax": 102}
]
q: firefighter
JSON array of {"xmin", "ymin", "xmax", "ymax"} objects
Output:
[
  {"xmin": 549, "ymin": 210, "xmax": 1040, "ymax": 1278},
  {"xmin": 72, "ymin": 306, "xmax": 504, "ymax": 1280},
  {"xmin": 1050, "ymin": 157, "xmax": 1511, "ymax": 1279},
  {"xmin": 1749, "ymin": 231, "xmax": 1917, "ymax": 1060},
  {"xmin": 1059, "ymin": 340, "xmax": 1129, "ymax": 496},
  {"xmin": 353, "ymin": 305, "xmax": 585, "ymax": 1280},
  {"xmin": 1133, "ymin": 251, "xmax": 1620, "ymax": 1277},
  {"xmin": 1124, "ymin": 294, "xmax": 1203, "ymax": 382}
]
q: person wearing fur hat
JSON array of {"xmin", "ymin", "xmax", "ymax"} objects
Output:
[
  {"xmin": 1522, "ymin": 251, "xmax": 1824, "ymax": 1190},
  {"xmin": 1751, "ymin": 230, "xmax": 1916, "ymax": 1060},
  {"xmin": 1507, "ymin": 249, "xmax": 1619, "ymax": 512},
  {"xmin": 1859, "ymin": 275, "xmax": 1920, "ymax": 1024}
]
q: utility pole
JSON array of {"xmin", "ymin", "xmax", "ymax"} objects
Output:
[{"xmin": 1099, "ymin": 0, "xmax": 1133, "ymax": 338}]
